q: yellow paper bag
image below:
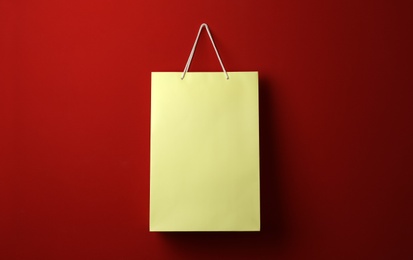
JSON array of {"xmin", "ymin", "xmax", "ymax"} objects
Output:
[{"xmin": 150, "ymin": 24, "xmax": 260, "ymax": 231}]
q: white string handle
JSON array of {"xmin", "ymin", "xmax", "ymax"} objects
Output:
[{"xmin": 181, "ymin": 23, "xmax": 229, "ymax": 80}]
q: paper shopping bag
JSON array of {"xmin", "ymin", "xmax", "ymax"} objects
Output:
[
  {"xmin": 150, "ymin": 24, "xmax": 260, "ymax": 231},
  {"xmin": 150, "ymin": 72, "xmax": 260, "ymax": 231}
]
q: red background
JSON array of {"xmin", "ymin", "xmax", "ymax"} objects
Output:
[{"xmin": 1, "ymin": 0, "xmax": 413, "ymax": 259}]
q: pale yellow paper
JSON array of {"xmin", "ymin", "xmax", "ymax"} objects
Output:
[{"xmin": 150, "ymin": 72, "xmax": 260, "ymax": 231}]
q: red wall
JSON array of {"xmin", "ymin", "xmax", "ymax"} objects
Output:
[{"xmin": 1, "ymin": 0, "xmax": 413, "ymax": 259}]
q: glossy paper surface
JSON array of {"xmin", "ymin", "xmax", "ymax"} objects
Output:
[{"xmin": 150, "ymin": 72, "xmax": 260, "ymax": 231}]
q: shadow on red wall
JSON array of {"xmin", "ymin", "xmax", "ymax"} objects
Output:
[{"xmin": 158, "ymin": 76, "xmax": 291, "ymax": 259}]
